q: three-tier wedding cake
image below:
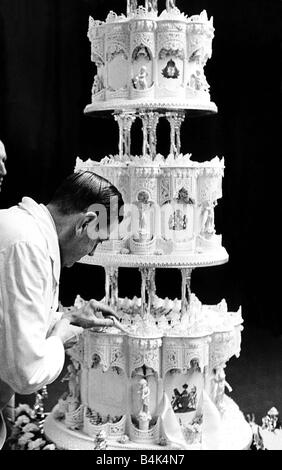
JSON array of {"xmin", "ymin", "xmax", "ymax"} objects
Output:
[{"xmin": 44, "ymin": 0, "xmax": 252, "ymax": 450}]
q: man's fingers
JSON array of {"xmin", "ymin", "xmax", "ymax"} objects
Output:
[
  {"xmin": 70, "ymin": 325, "xmax": 84, "ymax": 336},
  {"xmin": 89, "ymin": 300, "xmax": 118, "ymax": 319},
  {"xmin": 92, "ymin": 317, "xmax": 114, "ymax": 327}
]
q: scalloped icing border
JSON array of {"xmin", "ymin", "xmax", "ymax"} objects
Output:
[{"xmin": 84, "ymin": 100, "xmax": 218, "ymax": 115}]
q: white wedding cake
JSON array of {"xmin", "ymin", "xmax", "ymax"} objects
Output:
[{"xmin": 44, "ymin": 0, "xmax": 252, "ymax": 450}]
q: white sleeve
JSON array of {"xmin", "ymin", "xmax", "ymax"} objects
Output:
[{"xmin": 0, "ymin": 242, "xmax": 65, "ymax": 395}]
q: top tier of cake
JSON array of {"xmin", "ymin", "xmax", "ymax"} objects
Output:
[{"xmin": 85, "ymin": 2, "xmax": 216, "ymax": 114}]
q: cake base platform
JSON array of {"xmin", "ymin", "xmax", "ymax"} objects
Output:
[{"xmin": 44, "ymin": 397, "xmax": 252, "ymax": 451}]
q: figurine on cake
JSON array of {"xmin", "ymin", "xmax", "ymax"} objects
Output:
[
  {"xmin": 138, "ymin": 378, "xmax": 151, "ymax": 431},
  {"xmin": 133, "ymin": 66, "xmax": 149, "ymax": 90}
]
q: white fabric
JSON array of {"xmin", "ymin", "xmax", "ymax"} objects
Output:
[
  {"xmin": 201, "ymin": 390, "xmax": 222, "ymax": 449},
  {"xmin": 0, "ymin": 197, "xmax": 65, "ymax": 399},
  {"xmin": 0, "ymin": 412, "xmax": 6, "ymax": 450},
  {"xmin": 160, "ymin": 393, "xmax": 189, "ymax": 449},
  {"xmin": 160, "ymin": 391, "xmax": 223, "ymax": 450}
]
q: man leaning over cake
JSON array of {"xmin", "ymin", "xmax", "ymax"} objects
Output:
[{"xmin": 0, "ymin": 170, "xmax": 124, "ymax": 449}]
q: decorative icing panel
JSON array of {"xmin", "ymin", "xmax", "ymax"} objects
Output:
[{"xmin": 87, "ymin": 7, "xmax": 215, "ymax": 108}]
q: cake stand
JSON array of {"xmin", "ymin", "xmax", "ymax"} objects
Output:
[{"xmin": 44, "ymin": 0, "xmax": 252, "ymax": 450}]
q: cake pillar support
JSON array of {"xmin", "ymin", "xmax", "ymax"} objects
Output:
[
  {"xmin": 166, "ymin": 111, "xmax": 186, "ymax": 157},
  {"xmin": 140, "ymin": 111, "xmax": 160, "ymax": 159},
  {"xmin": 139, "ymin": 267, "xmax": 156, "ymax": 318},
  {"xmin": 105, "ymin": 267, "xmax": 119, "ymax": 310},
  {"xmin": 180, "ymin": 267, "xmax": 193, "ymax": 318},
  {"xmin": 114, "ymin": 112, "xmax": 136, "ymax": 158}
]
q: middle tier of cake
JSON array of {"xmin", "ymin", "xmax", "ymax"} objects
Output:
[{"xmin": 75, "ymin": 154, "xmax": 225, "ymax": 259}]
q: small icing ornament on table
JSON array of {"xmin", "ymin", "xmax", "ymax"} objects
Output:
[{"xmin": 262, "ymin": 407, "xmax": 280, "ymax": 432}]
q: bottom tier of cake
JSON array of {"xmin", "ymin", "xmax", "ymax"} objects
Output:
[{"xmin": 44, "ymin": 396, "xmax": 252, "ymax": 450}]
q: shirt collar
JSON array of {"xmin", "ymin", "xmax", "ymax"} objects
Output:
[{"xmin": 18, "ymin": 197, "xmax": 61, "ymax": 283}]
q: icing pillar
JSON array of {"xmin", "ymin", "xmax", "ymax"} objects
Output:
[
  {"xmin": 127, "ymin": 0, "xmax": 138, "ymax": 17},
  {"xmin": 139, "ymin": 267, "xmax": 156, "ymax": 318},
  {"xmin": 166, "ymin": 111, "xmax": 186, "ymax": 157},
  {"xmin": 140, "ymin": 111, "xmax": 160, "ymax": 159},
  {"xmin": 105, "ymin": 267, "xmax": 119, "ymax": 310},
  {"xmin": 180, "ymin": 267, "xmax": 193, "ymax": 318},
  {"xmin": 114, "ymin": 112, "xmax": 136, "ymax": 158},
  {"xmin": 128, "ymin": 335, "xmax": 162, "ymax": 440}
]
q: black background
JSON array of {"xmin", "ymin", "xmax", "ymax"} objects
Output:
[{"xmin": 0, "ymin": 0, "xmax": 281, "ymax": 332}]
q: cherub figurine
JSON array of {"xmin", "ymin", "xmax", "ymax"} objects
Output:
[
  {"xmin": 190, "ymin": 69, "xmax": 209, "ymax": 92},
  {"xmin": 138, "ymin": 378, "xmax": 150, "ymax": 416},
  {"xmin": 133, "ymin": 190, "xmax": 153, "ymax": 241},
  {"xmin": 200, "ymin": 201, "xmax": 216, "ymax": 236},
  {"xmin": 62, "ymin": 363, "xmax": 80, "ymax": 400},
  {"xmin": 92, "ymin": 74, "xmax": 103, "ymax": 95},
  {"xmin": 211, "ymin": 367, "xmax": 232, "ymax": 412}
]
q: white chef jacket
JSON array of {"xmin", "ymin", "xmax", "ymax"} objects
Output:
[{"xmin": 0, "ymin": 197, "xmax": 65, "ymax": 401}]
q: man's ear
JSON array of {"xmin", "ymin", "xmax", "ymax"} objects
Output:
[{"xmin": 76, "ymin": 212, "xmax": 97, "ymax": 236}]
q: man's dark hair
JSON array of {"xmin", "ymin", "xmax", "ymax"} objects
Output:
[{"xmin": 49, "ymin": 171, "xmax": 124, "ymax": 224}]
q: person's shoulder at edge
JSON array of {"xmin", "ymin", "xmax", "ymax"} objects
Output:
[{"xmin": 0, "ymin": 202, "xmax": 45, "ymax": 250}]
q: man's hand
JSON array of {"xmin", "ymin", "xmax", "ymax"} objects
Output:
[
  {"xmin": 49, "ymin": 318, "xmax": 83, "ymax": 349},
  {"xmin": 62, "ymin": 300, "xmax": 118, "ymax": 329}
]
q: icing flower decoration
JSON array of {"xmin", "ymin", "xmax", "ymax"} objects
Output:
[
  {"xmin": 27, "ymin": 438, "xmax": 46, "ymax": 450},
  {"xmin": 18, "ymin": 432, "xmax": 35, "ymax": 448},
  {"xmin": 15, "ymin": 415, "xmax": 31, "ymax": 427}
]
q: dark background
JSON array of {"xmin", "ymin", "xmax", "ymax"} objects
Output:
[{"xmin": 0, "ymin": 0, "xmax": 281, "ymax": 335}]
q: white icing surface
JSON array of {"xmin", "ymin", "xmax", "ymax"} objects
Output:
[{"xmin": 75, "ymin": 154, "xmax": 224, "ymax": 169}]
